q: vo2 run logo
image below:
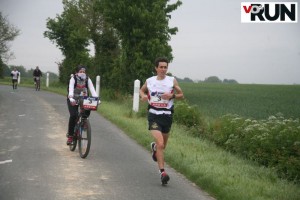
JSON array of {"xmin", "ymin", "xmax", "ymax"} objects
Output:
[{"xmin": 241, "ymin": 2, "xmax": 298, "ymax": 23}]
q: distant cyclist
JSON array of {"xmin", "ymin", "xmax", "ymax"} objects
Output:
[
  {"xmin": 33, "ymin": 66, "xmax": 42, "ymax": 85},
  {"xmin": 66, "ymin": 65, "xmax": 98, "ymax": 145},
  {"xmin": 10, "ymin": 67, "xmax": 20, "ymax": 90}
]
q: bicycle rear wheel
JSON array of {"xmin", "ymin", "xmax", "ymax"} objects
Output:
[
  {"xmin": 78, "ymin": 119, "xmax": 91, "ymax": 158},
  {"xmin": 37, "ymin": 80, "xmax": 40, "ymax": 91},
  {"xmin": 35, "ymin": 80, "xmax": 41, "ymax": 91}
]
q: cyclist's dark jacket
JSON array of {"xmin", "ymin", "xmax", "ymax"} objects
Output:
[{"xmin": 33, "ymin": 69, "xmax": 42, "ymax": 77}]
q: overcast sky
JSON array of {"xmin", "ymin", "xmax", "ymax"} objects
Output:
[{"xmin": 1, "ymin": 0, "xmax": 299, "ymax": 84}]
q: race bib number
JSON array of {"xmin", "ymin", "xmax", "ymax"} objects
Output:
[
  {"xmin": 82, "ymin": 97, "xmax": 99, "ymax": 110},
  {"xmin": 149, "ymin": 92, "xmax": 168, "ymax": 108}
]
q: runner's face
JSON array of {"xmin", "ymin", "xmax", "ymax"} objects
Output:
[{"xmin": 156, "ymin": 62, "xmax": 168, "ymax": 77}]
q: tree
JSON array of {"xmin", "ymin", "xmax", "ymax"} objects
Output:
[
  {"xmin": 44, "ymin": 0, "xmax": 91, "ymax": 83},
  {"xmin": 44, "ymin": 0, "xmax": 119, "ymax": 85},
  {"xmin": 101, "ymin": 0, "xmax": 182, "ymax": 92},
  {"xmin": 44, "ymin": 0, "xmax": 182, "ymax": 93},
  {"xmin": 9, "ymin": 65, "xmax": 27, "ymax": 76},
  {"xmin": 0, "ymin": 57, "xmax": 4, "ymax": 78},
  {"xmin": 204, "ymin": 76, "xmax": 222, "ymax": 83},
  {"xmin": 46, "ymin": 71, "xmax": 59, "ymax": 80},
  {"xmin": 76, "ymin": 0, "xmax": 120, "ymax": 84},
  {"xmin": 223, "ymin": 79, "xmax": 238, "ymax": 84},
  {"xmin": 183, "ymin": 77, "xmax": 194, "ymax": 83},
  {"xmin": 0, "ymin": 12, "xmax": 20, "ymax": 77}
]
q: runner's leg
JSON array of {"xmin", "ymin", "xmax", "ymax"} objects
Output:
[{"xmin": 151, "ymin": 130, "xmax": 168, "ymax": 170}]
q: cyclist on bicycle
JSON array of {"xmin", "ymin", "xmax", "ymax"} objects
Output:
[
  {"xmin": 33, "ymin": 66, "xmax": 42, "ymax": 85},
  {"xmin": 66, "ymin": 65, "xmax": 98, "ymax": 145}
]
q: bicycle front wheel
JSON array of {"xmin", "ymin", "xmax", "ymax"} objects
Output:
[{"xmin": 78, "ymin": 119, "xmax": 91, "ymax": 158}]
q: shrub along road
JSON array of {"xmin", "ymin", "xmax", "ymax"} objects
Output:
[{"xmin": 0, "ymin": 85, "xmax": 214, "ymax": 200}]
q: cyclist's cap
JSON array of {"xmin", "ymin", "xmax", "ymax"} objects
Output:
[{"xmin": 77, "ymin": 65, "xmax": 87, "ymax": 72}]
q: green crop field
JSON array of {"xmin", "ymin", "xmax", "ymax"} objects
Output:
[{"xmin": 180, "ymin": 82, "xmax": 300, "ymax": 119}]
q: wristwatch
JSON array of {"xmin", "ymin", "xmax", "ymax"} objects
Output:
[{"xmin": 171, "ymin": 93, "xmax": 176, "ymax": 99}]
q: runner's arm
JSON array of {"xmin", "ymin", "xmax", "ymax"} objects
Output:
[
  {"xmin": 139, "ymin": 81, "xmax": 148, "ymax": 102},
  {"xmin": 172, "ymin": 78, "xmax": 184, "ymax": 100}
]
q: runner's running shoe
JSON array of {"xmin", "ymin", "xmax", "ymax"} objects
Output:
[
  {"xmin": 160, "ymin": 171, "xmax": 170, "ymax": 185},
  {"xmin": 151, "ymin": 142, "xmax": 157, "ymax": 162}
]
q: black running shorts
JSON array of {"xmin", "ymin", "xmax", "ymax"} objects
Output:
[{"xmin": 148, "ymin": 112, "xmax": 173, "ymax": 134}]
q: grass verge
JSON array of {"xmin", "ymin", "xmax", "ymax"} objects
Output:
[{"xmin": 98, "ymin": 100, "xmax": 300, "ymax": 200}]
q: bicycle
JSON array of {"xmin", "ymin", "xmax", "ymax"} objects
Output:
[
  {"xmin": 69, "ymin": 96, "xmax": 99, "ymax": 158},
  {"xmin": 35, "ymin": 76, "xmax": 41, "ymax": 91}
]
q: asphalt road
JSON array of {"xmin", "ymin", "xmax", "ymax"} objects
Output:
[{"xmin": 0, "ymin": 85, "xmax": 214, "ymax": 200}]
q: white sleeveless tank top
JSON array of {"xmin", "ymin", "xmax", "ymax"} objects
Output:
[{"xmin": 146, "ymin": 76, "xmax": 174, "ymax": 115}]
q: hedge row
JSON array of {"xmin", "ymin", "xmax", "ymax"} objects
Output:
[{"xmin": 173, "ymin": 102, "xmax": 300, "ymax": 183}]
